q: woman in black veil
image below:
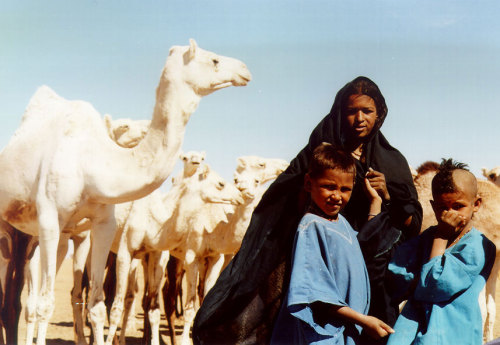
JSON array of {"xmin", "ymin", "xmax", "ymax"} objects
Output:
[{"xmin": 193, "ymin": 76, "xmax": 422, "ymax": 345}]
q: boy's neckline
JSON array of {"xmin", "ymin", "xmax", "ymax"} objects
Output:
[
  {"xmin": 307, "ymin": 203, "xmax": 339, "ymax": 222},
  {"xmin": 447, "ymin": 226, "xmax": 473, "ymax": 248}
]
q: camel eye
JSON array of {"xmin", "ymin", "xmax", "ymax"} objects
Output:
[
  {"xmin": 490, "ymin": 174, "xmax": 496, "ymax": 180},
  {"xmin": 212, "ymin": 59, "xmax": 219, "ymax": 66},
  {"xmin": 218, "ymin": 182, "xmax": 225, "ymax": 189}
]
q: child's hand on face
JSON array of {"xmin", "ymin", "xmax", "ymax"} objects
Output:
[
  {"xmin": 436, "ymin": 209, "xmax": 466, "ymax": 238},
  {"xmin": 361, "ymin": 315, "xmax": 395, "ymax": 339}
]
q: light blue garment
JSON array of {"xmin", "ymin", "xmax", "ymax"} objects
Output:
[
  {"xmin": 387, "ymin": 227, "xmax": 496, "ymax": 345},
  {"xmin": 270, "ymin": 213, "xmax": 370, "ymax": 345}
]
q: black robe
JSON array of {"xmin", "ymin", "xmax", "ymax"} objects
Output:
[{"xmin": 193, "ymin": 79, "xmax": 422, "ymax": 345}]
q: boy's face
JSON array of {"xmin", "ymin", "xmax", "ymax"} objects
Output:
[
  {"xmin": 431, "ymin": 189, "xmax": 481, "ymax": 232},
  {"xmin": 305, "ymin": 168, "xmax": 354, "ymax": 219}
]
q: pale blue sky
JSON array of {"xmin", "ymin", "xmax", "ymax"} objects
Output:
[{"xmin": 1, "ymin": 1, "xmax": 499, "ymax": 185}]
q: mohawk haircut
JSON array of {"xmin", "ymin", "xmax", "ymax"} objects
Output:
[
  {"xmin": 431, "ymin": 158, "xmax": 469, "ymax": 196},
  {"xmin": 308, "ymin": 142, "xmax": 356, "ymax": 181}
]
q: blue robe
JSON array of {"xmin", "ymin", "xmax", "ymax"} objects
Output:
[
  {"xmin": 387, "ymin": 227, "xmax": 496, "ymax": 345},
  {"xmin": 271, "ymin": 213, "xmax": 370, "ymax": 345}
]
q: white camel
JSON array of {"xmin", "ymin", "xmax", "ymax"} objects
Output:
[
  {"xmin": 107, "ymin": 163, "xmax": 243, "ymax": 345},
  {"xmin": 161, "ymin": 155, "xmax": 289, "ymax": 343},
  {"xmin": 0, "ymin": 39, "xmax": 250, "ymax": 345},
  {"xmin": 198, "ymin": 156, "xmax": 289, "ymax": 296},
  {"xmin": 20, "ymin": 116, "xmax": 157, "ymax": 345},
  {"xmin": 104, "ymin": 150, "xmax": 208, "ymax": 345},
  {"xmin": 413, "ymin": 161, "xmax": 500, "ymax": 342},
  {"xmin": 172, "ymin": 151, "xmax": 206, "ymax": 185},
  {"xmin": 482, "ymin": 166, "xmax": 500, "ymax": 187}
]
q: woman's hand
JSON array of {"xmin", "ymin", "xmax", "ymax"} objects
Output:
[
  {"xmin": 365, "ymin": 168, "xmax": 390, "ymax": 202},
  {"xmin": 364, "ymin": 176, "xmax": 381, "ymax": 201},
  {"xmin": 360, "ymin": 315, "xmax": 395, "ymax": 339}
]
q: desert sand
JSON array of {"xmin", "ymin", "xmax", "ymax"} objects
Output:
[
  {"xmin": 16, "ymin": 258, "xmax": 500, "ymax": 344},
  {"xmin": 17, "ymin": 258, "xmax": 182, "ymax": 345}
]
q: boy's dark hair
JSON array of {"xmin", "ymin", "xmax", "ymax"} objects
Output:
[
  {"xmin": 431, "ymin": 158, "xmax": 469, "ymax": 196},
  {"xmin": 308, "ymin": 142, "xmax": 356, "ymax": 180}
]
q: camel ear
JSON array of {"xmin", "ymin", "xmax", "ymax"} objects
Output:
[
  {"xmin": 103, "ymin": 114, "xmax": 114, "ymax": 138},
  {"xmin": 237, "ymin": 157, "xmax": 246, "ymax": 168},
  {"xmin": 481, "ymin": 167, "xmax": 488, "ymax": 178},
  {"xmin": 189, "ymin": 39, "xmax": 197, "ymax": 60},
  {"xmin": 201, "ymin": 151, "xmax": 206, "ymax": 160},
  {"xmin": 104, "ymin": 114, "xmax": 112, "ymax": 127},
  {"xmin": 199, "ymin": 164, "xmax": 210, "ymax": 180}
]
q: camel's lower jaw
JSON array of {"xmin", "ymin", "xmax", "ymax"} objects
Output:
[{"xmin": 212, "ymin": 82, "xmax": 233, "ymax": 90}]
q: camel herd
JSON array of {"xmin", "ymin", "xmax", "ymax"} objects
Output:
[
  {"xmin": 0, "ymin": 39, "xmax": 499, "ymax": 345},
  {"xmin": 0, "ymin": 39, "xmax": 252, "ymax": 345}
]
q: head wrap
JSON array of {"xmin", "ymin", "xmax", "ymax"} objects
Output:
[{"xmin": 193, "ymin": 76, "xmax": 422, "ymax": 344}]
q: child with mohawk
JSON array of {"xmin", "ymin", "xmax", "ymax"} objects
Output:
[{"xmin": 387, "ymin": 159, "xmax": 496, "ymax": 345}]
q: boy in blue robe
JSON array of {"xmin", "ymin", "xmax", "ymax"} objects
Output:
[
  {"xmin": 271, "ymin": 143, "xmax": 394, "ymax": 345},
  {"xmin": 387, "ymin": 159, "xmax": 496, "ymax": 345}
]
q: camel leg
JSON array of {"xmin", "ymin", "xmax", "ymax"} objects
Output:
[
  {"xmin": 483, "ymin": 255, "xmax": 499, "ymax": 342},
  {"xmin": 24, "ymin": 243, "xmax": 40, "ymax": 345},
  {"xmin": 197, "ymin": 257, "xmax": 208, "ymax": 307},
  {"xmin": 0, "ymin": 223, "xmax": 11, "ymax": 345},
  {"xmin": 0, "ymin": 221, "xmax": 11, "ymax": 344},
  {"xmin": 103, "ymin": 252, "xmax": 117, "ymax": 320},
  {"xmin": 106, "ymin": 237, "xmax": 132, "ymax": 345},
  {"xmin": 180, "ymin": 253, "xmax": 199, "ymax": 345},
  {"xmin": 221, "ymin": 253, "xmax": 233, "ymax": 271},
  {"xmin": 0, "ymin": 221, "xmax": 30, "ymax": 345},
  {"xmin": 72, "ymin": 230, "xmax": 91, "ymax": 345},
  {"xmin": 88, "ymin": 206, "xmax": 117, "ymax": 345},
  {"xmin": 24, "ymin": 230, "xmax": 68, "ymax": 345},
  {"xmin": 125, "ymin": 258, "xmax": 140, "ymax": 334},
  {"xmin": 203, "ymin": 254, "xmax": 225, "ymax": 300},
  {"xmin": 118, "ymin": 257, "xmax": 141, "ymax": 345},
  {"xmin": 34, "ymin": 201, "xmax": 61, "ymax": 345},
  {"xmin": 162, "ymin": 256, "xmax": 183, "ymax": 345},
  {"xmin": 56, "ymin": 232, "xmax": 70, "ymax": 272},
  {"xmin": 145, "ymin": 251, "xmax": 169, "ymax": 345}
]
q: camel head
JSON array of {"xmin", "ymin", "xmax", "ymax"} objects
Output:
[
  {"xmin": 235, "ymin": 156, "xmax": 289, "ymax": 183},
  {"xmin": 165, "ymin": 39, "xmax": 252, "ymax": 97},
  {"xmin": 181, "ymin": 150, "xmax": 206, "ymax": 176},
  {"xmin": 104, "ymin": 114, "xmax": 150, "ymax": 148},
  {"xmin": 233, "ymin": 171, "xmax": 262, "ymax": 200},
  {"xmin": 482, "ymin": 166, "xmax": 500, "ymax": 187},
  {"xmin": 197, "ymin": 165, "xmax": 244, "ymax": 206}
]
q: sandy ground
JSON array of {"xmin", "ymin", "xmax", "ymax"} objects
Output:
[
  {"xmin": 16, "ymin": 259, "xmax": 500, "ymax": 344},
  {"xmin": 17, "ymin": 259, "xmax": 183, "ymax": 345}
]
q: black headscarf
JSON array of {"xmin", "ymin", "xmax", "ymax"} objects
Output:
[{"xmin": 193, "ymin": 76, "xmax": 422, "ymax": 345}]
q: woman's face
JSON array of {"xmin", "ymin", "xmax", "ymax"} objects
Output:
[{"xmin": 343, "ymin": 94, "xmax": 378, "ymax": 142}]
